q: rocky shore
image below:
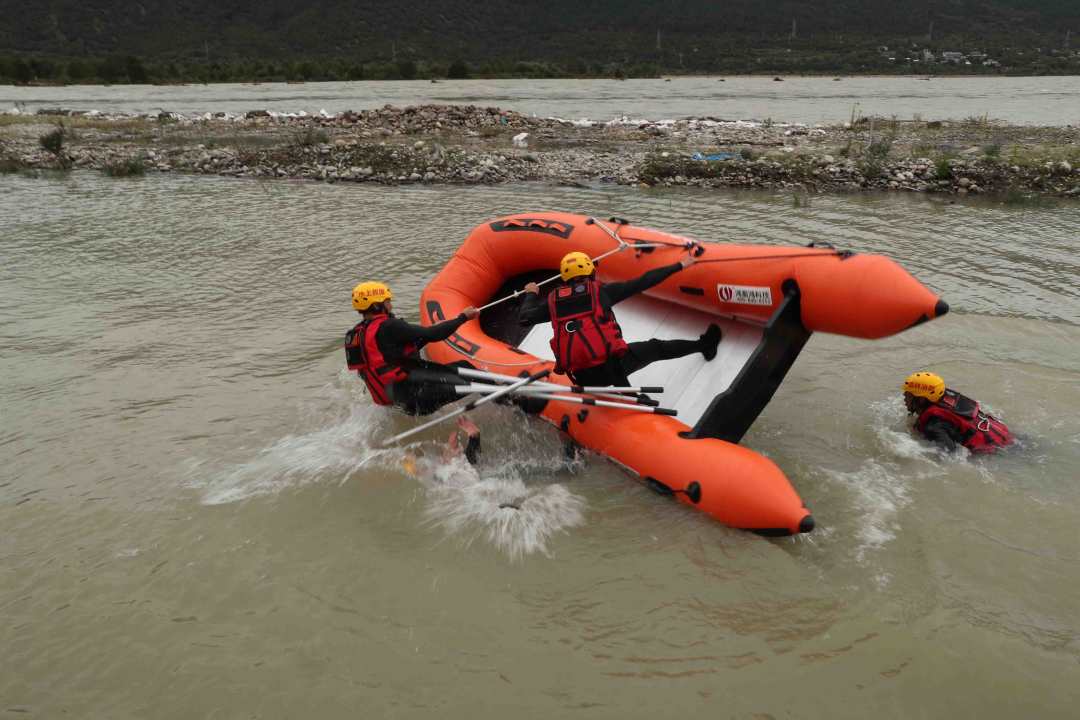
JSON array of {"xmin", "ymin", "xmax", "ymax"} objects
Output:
[{"xmin": 2, "ymin": 103, "xmax": 1078, "ymax": 197}]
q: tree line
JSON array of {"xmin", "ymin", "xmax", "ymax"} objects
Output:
[{"xmin": 2, "ymin": 46, "xmax": 1078, "ymax": 86}]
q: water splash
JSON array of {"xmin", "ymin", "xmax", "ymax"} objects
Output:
[
  {"xmin": 415, "ymin": 455, "xmax": 586, "ymax": 562},
  {"xmin": 191, "ymin": 377, "xmax": 394, "ymax": 505},
  {"xmin": 823, "ymin": 460, "xmax": 913, "ymax": 564}
]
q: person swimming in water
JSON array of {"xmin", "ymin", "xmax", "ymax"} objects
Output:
[{"xmin": 902, "ymin": 371, "xmax": 1013, "ymax": 454}]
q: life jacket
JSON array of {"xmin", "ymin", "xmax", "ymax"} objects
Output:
[
  {"xmin": 917, "ymin": 389, "xmax": 1013, "ymax": 453},
  {"xmin": 547, "ymin": 278, "xmax": 628, "ymax": 375},
  {"xmin": 344, "ymin": 314, "xmax": 415, "ymax": 406}
]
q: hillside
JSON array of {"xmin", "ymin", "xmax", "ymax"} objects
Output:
[{"xmin": 2, "ymin": 0, "xmax": 1079, "ymax": 80}]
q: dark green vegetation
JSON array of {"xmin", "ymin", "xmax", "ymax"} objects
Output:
[
  {"xmin": 2, "ymin": 0, "xmax": 1078, "ymax": 83},
  {"xmin": 101, "ymin": 157, "xmax": 146, "ymax": 177}
]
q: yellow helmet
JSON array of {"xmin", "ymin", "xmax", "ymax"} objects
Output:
[
  {"xmin": 352, "ymin": 281, "xmax": 392, "ymax": 311},
  {"xmin": 902, "ymin": 371, "xmax": 945, "ymax": 402},
  {"xmin": 559, "ymin": 251, "xmax": 595, "ymax": 281}
]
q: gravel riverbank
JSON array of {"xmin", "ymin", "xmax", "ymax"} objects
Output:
[{"xmin": 3, "ymin": 103, "xmax": 1078, "ymax": 197}]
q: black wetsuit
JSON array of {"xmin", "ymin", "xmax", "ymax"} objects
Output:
[
  {"xmin": 462, "ymin": 435, "xmax": 481, "ymax": 466},
  {"xmin": 919, "ymin": 417, "xmax": 966, "ymax": 452},
  {"xmin": 518, "ymin": 263, "xmax": 701, "ymax": 387},
  {"xmin": 373, "ymin": 313, "xmax": 472, "ymax": 415}
]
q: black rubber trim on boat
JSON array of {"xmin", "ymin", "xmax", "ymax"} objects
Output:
[
  {"xmin": 645, "ymin": 477, "xmax": 675, "ymax": 497},
  {"xmin": 489, "ymin": 218, "xmax": 574, "ymax": 239},
  {"xmin": 748, "ymin": 514, "xmax": 815, "ymax": 537},
  {"xmin": 684, "ymin": 481, "xmax": 702, "ymax": 504},
  {"xmin": 682, "ymin": 279, "xmax": 812, "ymax": 443},
  {"xmin": 751, "ymin": 527, "xmax": 795, "ymax": 537},
  {"xmin": 906, "ymin": 313, "xmax": 930, "ymax": 329},
  {"xmin": 905, "ymin": 300, "xmax": 948, "ymax": 330},
  {"xmin": 679, "ymin": 285, "xmax": 706, "ymax": 296}
]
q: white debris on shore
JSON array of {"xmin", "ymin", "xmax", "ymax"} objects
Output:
[{"xmin": 3, "ymin": 103, "xmax": 1078, "ymax": 197}]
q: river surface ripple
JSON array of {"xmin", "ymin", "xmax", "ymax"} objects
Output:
[{"xmin": 2, "ymin": 173, "xmax": 1079, "ymax": 718}]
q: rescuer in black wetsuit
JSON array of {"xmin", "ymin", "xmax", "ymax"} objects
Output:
[
  {"xmin": 345, "ymin": 281, "xmax": 478, "ymax": 415},
  {"xmin": 902, "ymin": 371, "xmax": 1014, "ymax": 454},
  {"xmin": 518, "ymin": 251, "xmax": 721, "ymax": 387}
]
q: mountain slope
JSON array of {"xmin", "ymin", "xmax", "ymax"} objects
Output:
[{"xmin": 2, "ymin": 0, "xmax": 1077, "ymax": 62}]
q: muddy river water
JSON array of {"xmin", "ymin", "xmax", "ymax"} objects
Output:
[{"xmin": 2, "ymin": 171, "xmax": 1079, "ymax": 717}]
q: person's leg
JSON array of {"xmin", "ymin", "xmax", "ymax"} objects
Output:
[
  {"xmin": 620, "ymin": 324, "xmax": 721, "ymax": 376},
  {"xmin": 458, "ymin": 416, "xmax": 482, "ymax": 465},
  {"xmin": 416, "ymin": 380, "xmax": 466, "ymax": 415},
  {"xmin": 393, "ymin": 360, "xmax": 476, "ymax": 415}
]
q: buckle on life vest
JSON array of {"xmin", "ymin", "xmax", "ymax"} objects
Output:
[
  {"xmin": 977, "ymin": 415, "xmax": 991, "ymax": 432},
  {"xmin": 564, "ymin": 320, "xmax": 580, "ymax": 333}
]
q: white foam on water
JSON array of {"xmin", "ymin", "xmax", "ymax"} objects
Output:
[
  {"xmin": 415, "ymin": 455, "xmax": 586, "ymax": 562},
  {"xmin": 190, "ymin": 377, "xmax": 394, "ymax": 505},
  {"xmin": 816, "ymin": 399, "xmax": 960, "ymax": 572},
  {"xmin": 823, "ymin": 460, "xmax": 913, "ymax": 566},
  {"xmin": 870, "ymin": 398, "xmax": 968, "ymax": 463}
]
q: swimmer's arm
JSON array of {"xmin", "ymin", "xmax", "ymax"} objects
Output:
[{"xmin": 923, "ymin": 418, "xmax": 962, "ymax": 451}]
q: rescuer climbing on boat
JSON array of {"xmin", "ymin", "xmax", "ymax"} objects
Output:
[
  {"xmin": 517, "ymin": 250, "xmax": 722, "ymax": 387},
  {"xmin": 345, "ymin": 281, "xmax": 478, "ymax": 415}
]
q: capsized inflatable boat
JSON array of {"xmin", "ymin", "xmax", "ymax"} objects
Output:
[{"xmin": 420, "ymin": 213, "xmax": 947, "ymax": 535}]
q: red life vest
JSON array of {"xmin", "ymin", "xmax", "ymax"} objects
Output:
[
  {"xmin": 344, "ymin": 314, "xmax": 415, "ymax": 406},
  {"xmin": 917, "ymin": 389, "xmax": 1013, "ymax": 453},
  {"xmin": 547, "ymin": 279, "xmax": 628, "ymax": 374}
]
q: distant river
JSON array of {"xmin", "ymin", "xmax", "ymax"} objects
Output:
[{"xmin": 3, "ymin": 75, "xmax": 1079, "ymax": 124}]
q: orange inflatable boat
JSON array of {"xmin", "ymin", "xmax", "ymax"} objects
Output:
[{"xmin": 419, "ymin": 213, "xmax": 947, "ymax": 535}]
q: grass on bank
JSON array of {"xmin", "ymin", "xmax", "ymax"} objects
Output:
[{"xmin": 0, "ymin": 113, "xmax": 157, "ymax": 133}]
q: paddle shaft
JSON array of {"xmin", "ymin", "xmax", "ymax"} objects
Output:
[
  {"xmin": 453, "ymin": 384, "xmax": 677, "ymax": 415},
  {"xmin": 380, "ymin": 370, "xmax": 550, "ymax": 446},
  {"xmin": 455, "ymin": 382, "xmax": 654, "ymax": 407},
  {"xmin": 455, "ymin": 367, "xmax": 662, "ymax": 396}
]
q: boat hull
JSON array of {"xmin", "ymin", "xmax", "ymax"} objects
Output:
[{"xmin": 419, "ymin": 213, "xmax": 946, "ymax": 535}]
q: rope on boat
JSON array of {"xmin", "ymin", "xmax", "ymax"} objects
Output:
[{"xmin": 437, "ymin": 219, "xmax": 846, "ymax": 368}]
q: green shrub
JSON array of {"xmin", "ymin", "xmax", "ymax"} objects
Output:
[
  {"xmin": 739, "ymin": 147, "xmax": 756, "ymax": 161},
  {"xmin": 39, "ymin": 125, "xmax": 65, "ymax": 155},
  {"xmin": 858, "ymin": 159, "xmax": 884, "ymax": 179},
  {"xmin": 866, "ymin": 134, "xmax": 894, "ymax": 160},
  {"xmin": 102, "ymin": 157, "xmax": 146, "ymax": 177},
  {"xmin": 934, "ymin": 157, "xmax": 953, "ymax": 180}
]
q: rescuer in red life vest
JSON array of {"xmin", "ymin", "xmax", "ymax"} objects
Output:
[
  {"xmin": 518, "ymin": 251, "xmax": 721, "ymax": 387},
  {"xmin": 345, "ymin": 281, "xmax": 479, "ymax": 415},
  {"xmin": 902, "ymin": 371, "xmax": 1014, "ymax": 454}
]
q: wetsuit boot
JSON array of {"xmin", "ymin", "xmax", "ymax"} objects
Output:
[{"xmin": 699, "ymin": 324, "xmax": 722, "ymax": 361}]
